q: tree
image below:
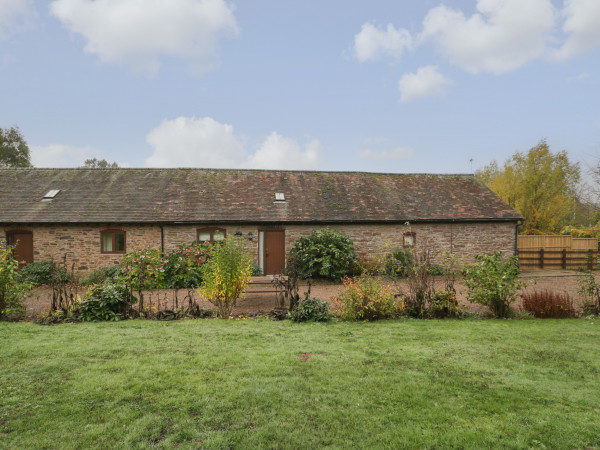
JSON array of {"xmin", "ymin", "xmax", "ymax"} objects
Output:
[
  {"xmin": 476, "ymin": 140, "xmax": 580, "ymax": 234},
  {"xmin": 80, "ymin": 158, "xmax": 119, "ymax": 168},
  {"xmin": 0, "ymin": 126, "xmax": 32, "ymax": 168}
]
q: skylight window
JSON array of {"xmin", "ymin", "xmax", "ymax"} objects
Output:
[
  {"xmin": 275, "ymin": 193, "xmax": 286, "ymax": 202},
  {"xmin": 42, "ymin": 189, "xmax": 61, "ymax": 202}
]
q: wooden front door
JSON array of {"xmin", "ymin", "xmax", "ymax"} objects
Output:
[
  {"xmin": 263, "ymin": 230, "xmax": 285, "ymax": 275},
  {"xmin": 7, "ymin": 231, "xmax": 34, "ymax": 266}
]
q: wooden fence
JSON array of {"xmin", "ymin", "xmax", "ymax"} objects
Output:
[
  {"xmin": 518, "ymin": 248, "xmax": 598, "ymax": 270},
  {"xmin": 517, "ymin": 235, "xmax": 598, "ymax": 270}
]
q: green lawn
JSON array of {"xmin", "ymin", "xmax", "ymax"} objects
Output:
[{"xmin": 1, "ymin": 319, "xmax": 599, "ymax": 449}]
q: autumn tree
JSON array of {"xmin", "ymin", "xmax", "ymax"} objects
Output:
[
  {"xmin": 477, "ymin": 140, "xmax": 580, "ymax": 234},
  {"xmin": 0, "ymin": 126, "xmax": 32, "ymax": 168},
  {"xmin": 80, "ymin": 158, "xmax": 119, "ymax": 168}
]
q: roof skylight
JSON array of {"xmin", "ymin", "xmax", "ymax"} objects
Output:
[
  {"xmin": 42, "ymin": 189, "xmax": 61, "ymax": 202},
  {"xmin": 275, "ymin": 192, "xmax": 286, "ymax": 201}
]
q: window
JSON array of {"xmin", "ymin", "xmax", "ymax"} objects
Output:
[
  {"xmin": 101, "ymin": 229, "xmax": 126, "ymax": 254},
  {"xmin": 403, "ymin": 231, "xmax": 416, "ymax": 248},
  {"xmin": 197, "ymin": 227, "xmax": 226, "ymax": 244}
]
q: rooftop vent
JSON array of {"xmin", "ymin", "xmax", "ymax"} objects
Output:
[
  {"xmin": 42, "ymin": 189, "xmax": 61, "ymax": 202},
  {"xmin": 274, "ymin": 192, "xmax": 286, "ymax": 202}
]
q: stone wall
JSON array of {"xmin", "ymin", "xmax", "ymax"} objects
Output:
[{"xmin": 3, "ymin": 221, "xmax": 517, "ymax": 276}]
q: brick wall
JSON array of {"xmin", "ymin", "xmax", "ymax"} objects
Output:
[{"xmin": 3, "ymin": 221, "xmax": 517, "ymax": 276}]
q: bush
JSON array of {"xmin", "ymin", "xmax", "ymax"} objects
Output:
[
  {"xmin": 162, "ymin": 243, "xmax": 212, "ymax": 289},
  {"xmin": 463, "ymin": 251, "xmax": 525, "ymax": 318},
  {"xmin": 288, "ymin": 229, "xmax": 359, "ymax": 280},
  {"xmin": 577, "ymin": 269, "xmax": 600, "ymax": 315},
  {"xmin": 251, "ymin": 263, "xmax": 263, "ymax": 276},
  {"xmin": 334, "ymin": 275, "xmax": 399, "ymax": 321},
  {"xmin": 427, "ymin": 290, "xmax": 463, "ymax": 318},
  {"xmin": 385, "ymin": 248, "xmax": 414, "ymax": 277},
  {"xmin": 78, "ymin": 280, "xmax": 137, "ymax": 322},
  {"xmin": 427, "ymin": 263, "xmax": 444, "ymax": 276},
  {"xmin": 80, "ymin": 265, "xmax": 122, "ymax": 286},
  {"xmin": 287, "ymin": 297, "xmax": 331, "ymax": 322},
  {"xmin": 20, "ymin": 261, "xmax": 71, "ymax": 286},
  {"xmin": 198, "ymin": 236, "xmax": 252, "ymax": 318},
  {"xmin": 521, "ymin": 290, "xmax": 575, "ymax": 318},
  {"xmin": 0, "ymin": 240, "xmax": 32, "ymax": 320}
]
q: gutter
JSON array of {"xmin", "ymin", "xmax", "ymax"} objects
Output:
[
  {"xmin": 514, "ymin": 219, "xmax": 523, "ymax": 256},
  {"xmin": 159, "ymin": 223, "xmax": 165, "ymax": 253}
]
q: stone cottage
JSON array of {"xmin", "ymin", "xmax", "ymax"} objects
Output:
[{"xmin": 0, "ymin": 168, "xmax": 523, "ymax": 275}]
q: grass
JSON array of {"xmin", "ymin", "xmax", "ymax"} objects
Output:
[{"xmin": 1, "ymin": 318, "xmax": 599, "ymax": 448}]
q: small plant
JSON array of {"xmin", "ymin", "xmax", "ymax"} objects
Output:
[
  {"xmin": 404, "ymin": 247, "xmax": 436, "ymax": 318},
  {"xmin": 521, "ymin": 290, "xmax": 575, "ymax": 318},
  {"xmin": 288, "ymin": 228, "xmax": 359, "ymax": 280},
  {"xmin": 198, "ymin": 236, "xmax": 252, "ymax": 318},
  {"xmin": 0, "ymin": 240, "xmax": 32, "ymax": 320},
  {"xmin": 576, "ymin": 269, "xmax": 600, "ymax": 315},
  {"xmin": 251, "ymin": 263, "xmax": 263, "ymax": 276},
  {"xmin": 287, "ymin": 297, "xmax": 331, "ymax": 322},
  {"xmin": 80, "ymin": 265, "xmax": 122, "ymax": 286},
  {"xmin": 385, "ymin": 248, "xmax": 414, "ymax": 277},
  {"xmin": 427, "ymin": 263, "xmax": 444, "ymax": 276},
  {"xmin": 334, "ymin": 275, "xmax": 399, "ymax": 321},
  {"xmin": 427, "ymin": 290, "xmax": 463, "ymax": 318},
  {"xmin": 463, "ymin": 251, "xmax": 526, "ymax": 318},
  {"xmin": 78, "ymin": 280, "xmax": 137, "ymax": 322}
]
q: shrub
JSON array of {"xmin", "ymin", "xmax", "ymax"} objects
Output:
[
  {"xmin": 404, "ymin": 247, "xmax": 436, "ymax": 318},
  {"xmin": 0, "ymin": 240, "xmax": 32, "ymax": 320},
  {"xmin": 463, "ymin": 251, "xmax": 525, "ymax": 318},
  {"xmin": 426, "ymin": 290, "xmax": 463, "ymax": 318},
  {"xmin": 80, "ymin": 265, "xmax": 122, "ymax": 286},
  {"xmin": 334, "ymin": 275, "xmax": 399, "ymax": 321},
  {"xmin": 385, "ymin": 248, "xmax": 414, "ymax": 277},
  {"xmin": 427, "ymin": 263, "xmax": 444, "ymax": 276},
  {"xmin": 288, "ymin": 229, "xmax": 359, "ymax": 280},
  {"xmin": 120, "ymin": 248, "xmax": 167, "ymax": 290},
  {"xmin": 162, "ymin": 243, "xmax": 212, "ymax": 289},
  {"xmin": 78, "ymin": 280, "xmax": 137, "ymax": 322},
  {"xmin": 198, "ymin": 236, "xmax": 252, "ymax": 318},
  {"xmin": 20, "ymin": 261, "xmax": 71, "ymax": 286},
  {"xmin": 576, "ymin": 269, "xmax": 600, "ymax": 315},
  {"xmin": 287, "ymin": 297, "xmax": 331, "ymax": 322},
  {"xmin": 251, "ymin": 263, "xmax": 263, "ymax": 276},
  {"xmin": 521, "ymin": 290, "xmax": 575, "ymax": 318}
]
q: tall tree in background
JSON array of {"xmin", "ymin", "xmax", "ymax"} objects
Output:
[
  {"xmin": 0, "ymin": 126, "xmax": 32, "ymax": 168},
  {"xmin": 477, "ymin": 140, "xmax": 580, "ymax": 234},
  {"xmin": 80, "ymin": 158, "xmax": 119, "ymax": 168}
]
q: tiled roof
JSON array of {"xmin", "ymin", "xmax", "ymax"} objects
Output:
[{"xmin": 0, "ymin": 168, "xmax": 523, "ymax": 223}]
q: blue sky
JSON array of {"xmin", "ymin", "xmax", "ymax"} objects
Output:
[{"xmin": 1, "ymin": 0, "xmax": 599, "ymax": 173}]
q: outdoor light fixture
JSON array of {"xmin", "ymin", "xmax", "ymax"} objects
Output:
[
  {"xmin": 247, "ymin": 232, "xmax": 253, "ymax": 241},
  {"xmin": 234, "ymin": 231, "xmax": 243, "ymax": 237}
]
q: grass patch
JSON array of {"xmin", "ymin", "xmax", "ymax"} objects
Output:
[{"xmin": 1, "ymin": 319, "xmax": 599, "ymax": 448}]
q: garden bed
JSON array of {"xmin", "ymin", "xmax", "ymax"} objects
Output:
[{"xmin": 22, "ymin": 270, "xmax": 594, "ymax": 318}]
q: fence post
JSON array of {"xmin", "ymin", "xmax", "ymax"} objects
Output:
[
  {"xmin": 562, "ymin": 249, "xmax": 567, "ymax": 270},
  {"xmin": 539, "ymin": 248, "xmax": 544, "ymax": 269}
]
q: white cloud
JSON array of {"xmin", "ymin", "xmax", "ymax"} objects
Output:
[
  {"xmin": 49, "ymin": 0, "xmax": 239, "ymax": 75},
  {"xmin": 0, "ymin": 0, "xmax": 32, "ymax": 39},
  {"xmin": 353, "ymin": 22, "xmax": 412, "ymax": 62},
  {"xmin": 566, "ymin": 72, "xmax": 590, "ymax": 82},
  {"xmin": 145, "ymin": 117, "xmax": 322, "ymax": 170},
  {"xmin": 145, "ymin": 116, "xmax": 245, "ymax": 168},
  {"xmin": 420, "ymin": 0, "xmax": 556, "ymax": 74},
  {"xmin": 398, "ymin": 66, "xmax": 449, "ymax": 102},
  {"xmin": 554, "ymin": 0, "xmax": 600, "ymax": 60},
  {"xmin": 360, "ymin": 147, "xmax": 414, "ymax": 160},
  {"xmin": 30, "ymin": 144, "xmax": 97, "ymax": 167},
  {"xmin": 247, "ymin": 132, "xmax": 321, "ymax": 170}
]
